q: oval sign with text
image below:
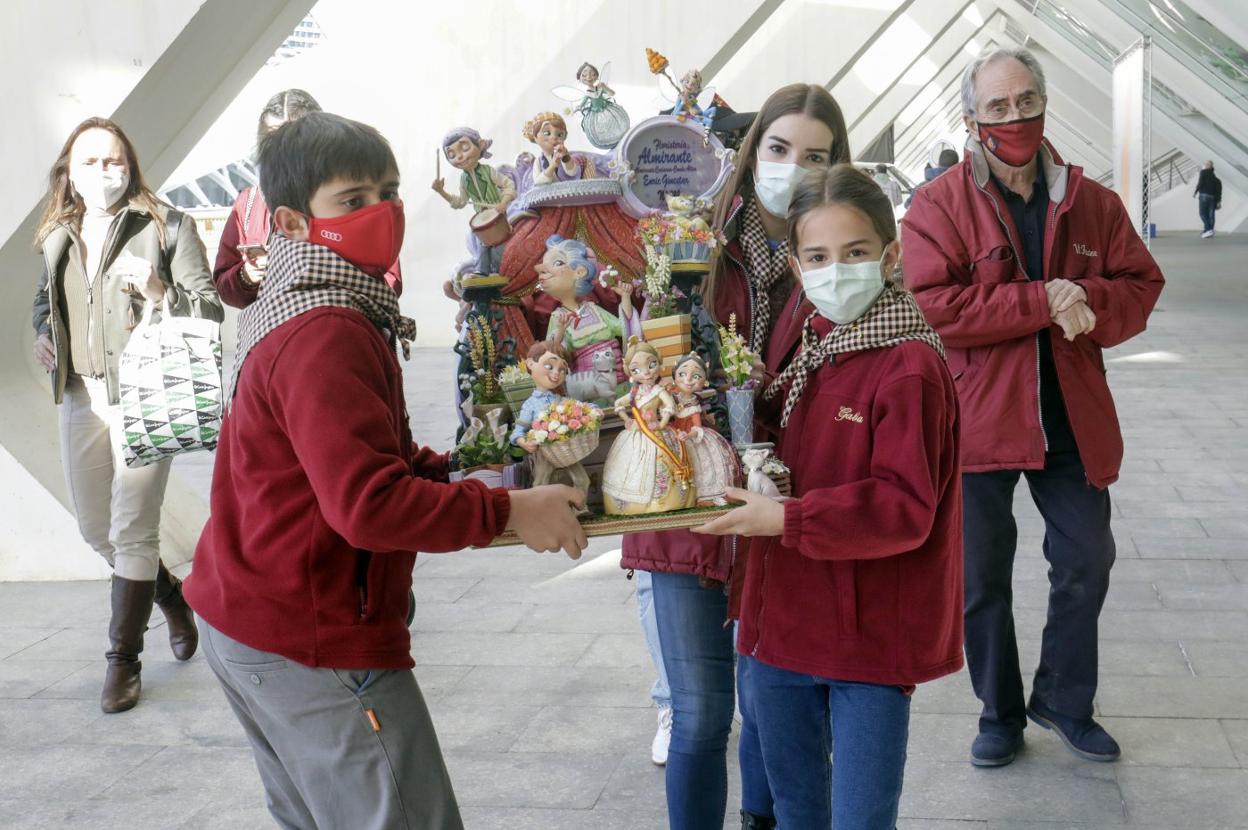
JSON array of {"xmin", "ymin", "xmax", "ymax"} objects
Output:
[{"xmin": 613, "ymin": 115, "xmax": 735, "ymax": 218}]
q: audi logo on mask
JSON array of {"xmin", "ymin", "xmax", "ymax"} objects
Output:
[{"xmin": 319, "ymin": 230, "xmax": 344, "ymax": 242}]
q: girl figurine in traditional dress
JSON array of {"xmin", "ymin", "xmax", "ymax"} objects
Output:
[
  {"xmin": 602, "ymin": 339, "xmax": 697, "ymax": 515},
  {"xmin": 670, "ymin": 353, "xmax": 739, "ymax": 506},
  {"xmin": 522, "ymin": 111, "xmax": 600, "ymax": 186},
  {"xmin": 538, "ymin": 235, "xmax": 639, "ymax": 402},
  {"xmin": 552, "ymin": 62, "xmax": 631, "ymax": 150},
  {"xmin": 432, "ymin": 127, "xmax": 517, "ymax": 276}
]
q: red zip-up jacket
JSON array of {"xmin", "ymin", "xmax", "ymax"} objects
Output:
[
  {"xmin": 620, "ymin": 195, "xmax": 813, "ymax": 582},
  {"xmin": 737, "ymin": 332, "xmax": 963, "ymax": 685},
  {"xmin": 213, "ymin": 187, "xmax": 403, "ymax": 309},
  {"xmin": 184, "ymin": 307, "xmax": 511, "ymax": 669},
  {"xmin": 901, "ymin": 139, "xmax": 1164, "ymax": 488}
]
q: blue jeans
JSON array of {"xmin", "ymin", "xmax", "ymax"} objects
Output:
[
  {"xmin": 652, "ymin": 571, "xmax": 736, "ymax": 830},
  {"xmin": 1199, "ymin": 194, "xmax": 1217, "ymax": 233},
  {"xmin": 738, "ymin": 655, "xmax": 910, "ymax": 830},
  {"xmin": 635, "ymin": 570, "xmax": 671, "ymax": 708}
]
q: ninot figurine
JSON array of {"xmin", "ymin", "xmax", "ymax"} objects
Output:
[
  {"xmin": 521, "ymin": 111, "xmax": 600, "ymax": 185},
  {"xmin": 432, "ymin": 127, "xmax": 517, "ymax": 276},
  {"xmin": 537, "ymin": 235, "xmax": 639, "ymax": 402},
  {"xmin": 602, "ymin": 338, "xmax": 697, "ymax": 515},
  {"xmin": 510, "ymin": 341, "xmax": 599, "ymax": 494},
  {"xmin": 552, "ymin": 61, "xmax": 632, "ymax": 150},
  {"xmin": 670, "ymin": 353, "xmax": 739, "ymax": 506}
]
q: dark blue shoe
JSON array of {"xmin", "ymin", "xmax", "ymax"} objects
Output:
[
  {"xmin": 970, "ymin": 731, "xmax": 1024, "ymax": 767},
  {"xmin": 1026, "ymin": 701, "xmax": 1121, "ymax": 762}
]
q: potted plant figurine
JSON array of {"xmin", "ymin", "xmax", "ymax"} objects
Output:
[
  {"xmin": 450, "ymin": 408, "xmax": 524, "ymax": 489},
  {"xmin": 718, "ymin": 313, "xmax": 761, "ymax": 446},
  {"xmin": 458, "ymin": 315, "xmax": 509, "ymax": 421}
]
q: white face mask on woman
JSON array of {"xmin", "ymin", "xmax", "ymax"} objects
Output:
[
  {"xmin": 753, "ymin": 160, "xmax": 813, "ymax": 218},
  {"xmin": 800, "ymin": 258, "xmax": 887, "ymax": 324},
  {"xmin": 71, "ymin": 167, "xmax": 129, "ymax": 212}
]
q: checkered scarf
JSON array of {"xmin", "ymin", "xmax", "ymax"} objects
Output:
[
  {"xmin": 738, "ymin": 197, "xmax": 792, "ymax": 352},
  {"xmin": 227, "ymin": 234, "xmax": 415, "ymax": 405},
  {"xmin": 764, "ymin": 284, "xmax": 945, "ymax": 428}
]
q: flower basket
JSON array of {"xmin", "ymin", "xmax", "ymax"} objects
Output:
[
  {"xmin": 640, "ymin": 313, "xmax": 692, "ymax": 375},
  {"xmin": 537, "ymin": 429, "xmax": 601, "ymax": 469},
  {"xmin": 500, "ymin": 376, "xmax": 536, "ymax": 412}
]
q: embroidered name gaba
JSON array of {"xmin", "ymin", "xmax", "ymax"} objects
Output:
[
  {"xmin": 835, "ymin": 406, "xmax": 864, "ymax": 424},
  {"xmin": 1073, "ymin": 243, "xmax": 1098, "ymax": 257}
]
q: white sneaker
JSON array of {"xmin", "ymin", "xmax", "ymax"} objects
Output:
[
  {"xmin": 651, "ymin": 707, "xmax": 672, "ymax": 766},
  {"xmin": 1202, "ymin": 230, "xmax": 1214, "ymax": 238}
]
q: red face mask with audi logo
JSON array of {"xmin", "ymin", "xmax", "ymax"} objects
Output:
[{"xmin": 306, "ymin": 199, "xmax": 405, "ymax": 279}]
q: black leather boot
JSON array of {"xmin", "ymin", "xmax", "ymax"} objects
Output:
[
  {"xmin": 741, "ymin": 810, "xmax": 777, "ymax": 829},
  {"xmin": 154, "ymin": 563, "xmax": 198, "ymax": 661},
  {"xmin": 101, "ymin": 576, "xmax": 156, "ymax": 714}
]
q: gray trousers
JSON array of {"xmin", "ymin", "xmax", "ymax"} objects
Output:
[{"xmin": 201, "ymin": 620, "xmax": 463, "ymax": 830}]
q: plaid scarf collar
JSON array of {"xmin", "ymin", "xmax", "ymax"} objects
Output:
[
  {"xmin": 737, "ymin": 197, "xmax": 792, "ymax": 353},
  {"xmin": 227, "ymin": 234, "xmax": 415, "ymax": 405},
  {"xmin": 764, "ymin": 284, "xmax": 945, "ymax": 428}
]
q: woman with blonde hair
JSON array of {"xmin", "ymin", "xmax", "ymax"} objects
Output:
[{"xmin": 31, "ymin": 116, "xmax": 222, "ymax": 713}]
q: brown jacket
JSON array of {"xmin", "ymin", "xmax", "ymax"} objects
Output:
[{"xmin": 32, "ymin": 201, "xmax": 223, "ymax": 405}]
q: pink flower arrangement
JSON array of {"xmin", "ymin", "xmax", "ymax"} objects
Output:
[{"xmin": 526, "ymin": 398, "xmax": 603, "ymax": 445}]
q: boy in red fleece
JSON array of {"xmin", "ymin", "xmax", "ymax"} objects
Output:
[
  {"xmin": 185, "ymin": 112, "xmax": 586, "ymax": 830},
  {"xmin": 697, "ymin": 165, "xmax": 962, "ymax": 829}
]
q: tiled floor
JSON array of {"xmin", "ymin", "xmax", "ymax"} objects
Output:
[{"xmin": 1, "ymin": 232, "xmax": 1246, "ymax": 828}]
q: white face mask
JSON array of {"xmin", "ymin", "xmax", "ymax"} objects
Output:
[
  {"xmin": 71, "ymin": 166, "xmax": 129, "ymax": 211},
  {"xmin": 801, "ymin": 258, "xmax": 887, "ymax": 324},
  {"xmin": 753, "ymin": 160, "xmax": 813, "ymax": 218}
]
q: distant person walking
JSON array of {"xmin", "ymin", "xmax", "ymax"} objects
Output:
[
  {"xmin": 907, "ymin": 148, "xmax": 960, "ymax": 208},
  {"xmin": 1195, "ymin": 161, "xmax": 1222, "ymax": 239},
  {"xmin": 873, "ymin": 163, "xmax": 902, "ymax": 207},
  {"xmin": 31, "ymin": 117, "xmax": 223, "ymax": 713}
]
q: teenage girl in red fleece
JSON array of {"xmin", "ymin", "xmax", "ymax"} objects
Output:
[{"xmin": 698, "ymin": 165, "xmax": 964, "ymax": 829}]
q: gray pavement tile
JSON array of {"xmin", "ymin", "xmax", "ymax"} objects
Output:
[
  {"xmin": 93, "ymin": 745, "xmax": 261, "ymax": 810},
  {"xmin": 576, "ymin": 633, "xmax": 655, "ymax": 669},
  {"xmin": 3, "ymin": 625, "xmax": 108, "ymax": 662},
  {"xmin": 0, "ymin": 626, "xmax": 59, "ymax": 660},
  {"xmin": 424, "ymin": 701, "xmax": 542, "ymax": 751},
  {"xmin": 34, "ymin": 655, "xmax": 221, "ymax": 702},
  {"xmin": 1116, "ymin": 517, "xmax": 1210, "ymax": 538},
  {"xmin": 0, "ymin": 659, "xmax": 90, "ymax": 698},
  {"xmin": 444, "ymin": 750, "xmax": 619, "ymax": 809},
  {"xmin": 1099, "ymin": 716, "xmax": 1239, "ymax": 767},
  {"xmin": 911, "ymin": 671, "xmax": 982, "ymax": 715},
  {"xmin": 0, "ymin": 743, "xmax": 164, "ymax": 802},
  {"xmin": 67, "ymin": 699, "xmax": 248, "ymax": 748},
  {"xmin": 513, "ymin": 601, "xmax": 642, "ymax": 635},
  {"xmin": 409, "ymin": 601, "xmax": 530, "ymax": 633},
  {"xmin": 0, "ymin": 698, "xmax": 105, "ymax": 746},
  {"xmin": 1177, "ymin": 485, "xmax": 1247, "ymax": 502},
  {"xmin": 413, "ymin": 664, "xmax": 475, "ymax": 702},
  {"xmin": 180, "ymin": 805, "xmax": 272, "ymax": 829},
  {"xmin": 591, "ymin": 747, "xmax": 746, "ymax": 815},
  {"xmin": 458, "ymin": 806, "xmax": 666, "ymax": 830},
  {"xmin": 907, "ymin": 713, "xmax": 1106, "ymax": 769},
  {"xmin": 1096, "ymin": 677, "xmax": 1248, "ymax": 719},
  {"xmin": 899, "ymin": 757, "xmax": 1123, "ymax": 824},
  {"xmin": 0, "ymin": 581, "xmax": 109, "ymax": 628},
  {"xmin": 509, "ymin": 705, "xmax": 656, "ymax": 753},
  {"xmin": 1096, "ymin": 609, "xmax": 1248, "ymax": 641},
  {"xmin": 1156, "ymin": 582, "xmax": 1248, "ymax": 610},
  {"xmin": 410, "ymin": 577, "xmax": 481, "ymax": 603},
  {"xmin": 1134, "ymin": 537, "xmax": 1248, "ymax": 559},
  {"xmin": 1202, "ymin": 517, "xmax": 1248, "ymax": 539},
  {"xmin": 410, "ymin": 631, "xmax": 596, "ymax": 667},
  {"xmin": 1221, "ymin": 719, "xmax": 1248, "ymax": 768},
  {"xmin": 1184, "ymin": 642, "xmax": 1248, "ymax": 677},
  {"xmin": 1106, "ymin": 558, "xmax": 1235, "ymax": 583},
  {"xmin": 450, "ymin": 666, "xmax": 652, "ymax": 708},
  {"xmin": 0, "ymin": 797, "xmax": 206, "ymax": 830},
  {"xmin": 1015, "ymin": 639, "xmax": 1192, "ymax": 678},
  {"xmin": 456, "ymin": 575, "xmax": 636, "ymax": 607},
  {"xmin": 1115, "ymin": 498, "xmax": 1248, "ymax": 519},
  {"xmin": 1117, "ymin": 767, "xmax": 1248, "ymax": 827},
  {"xmin": 1231, "ymin": 560, "xmax": 1248, "ymax": 582},
  {"xmin": 1013, "ymin": 580, "xmax": 1162, "ymax": 611},
  {"xmin": 899, "ymin": 822, "xmax": 987, "ymax": 829}
]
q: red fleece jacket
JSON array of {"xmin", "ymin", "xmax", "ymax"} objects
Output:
[
  {"xmin": 737, "ymin": 334, "xmax": 964, "ymax": 685},
  {"xmin": 184, "ymin": 306, "xmax": 510, "ymax": 669}
]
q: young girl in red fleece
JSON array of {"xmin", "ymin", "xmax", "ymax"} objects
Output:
[{"xmin": 697, "ymin": 164, "xmax": 963, "ymax": 829}]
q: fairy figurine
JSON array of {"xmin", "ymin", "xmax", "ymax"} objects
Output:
[
  {"xmin": 653, "ymin": 64, "xmax": 718, "ymax": 129},
  {"xmin": 432, "ymin": 127, "xmax": 517, "ymax": 276},
  {"xmin": 670, "ymin": 353, "xmax": 739, "ymax": 506},
  {"xmin": 552, "ymin": 62, "xmax": 631, "ymax": 150},
  {"xmin": 521, "ymin": 111, "xmax": 601, "ymax": 186},
  {"xmin": 537, "ymin": 235, "xmax": 639, "ymax": 402},
  {"xmin": 602, "ymin": 339, "xmax": 697, "ymax": 515}
]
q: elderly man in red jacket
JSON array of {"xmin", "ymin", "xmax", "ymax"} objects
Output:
[{"xmin": 902, "ymin": 47, "xmax": 1164, "ymax": 768}]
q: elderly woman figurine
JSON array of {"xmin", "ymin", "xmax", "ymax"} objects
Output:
[
  {"xmin": 537, "ymin": 234, "xmax": 639, "ymax": 402},
  {"xmin": 432, "ymin": 127, "xmax": 517, "ymax": 276}
]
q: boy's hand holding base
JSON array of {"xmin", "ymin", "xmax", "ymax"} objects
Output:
[{"xmin": 506, "ymin": 485, "xmax": 589, "ymax": 560}]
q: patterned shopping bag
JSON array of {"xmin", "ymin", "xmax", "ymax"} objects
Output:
[{"xmin": 117, "ymin": 298, "xmax": 223, "ymax": 468}]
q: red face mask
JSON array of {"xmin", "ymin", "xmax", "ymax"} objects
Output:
[
  {"xmin": 306, "ymin": 199, "xmax": 405, "ymax": 279},
  {"xmin": 977, "ymin": 113, "xmax": 1045, "ymax": 167}
]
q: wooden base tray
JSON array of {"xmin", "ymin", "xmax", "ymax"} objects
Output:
[{"xmin": 480, "ymin": 504, "xmax": 734, "ymax": 549}]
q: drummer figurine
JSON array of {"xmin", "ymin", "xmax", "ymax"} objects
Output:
[{"xmin": 433, "ymin": 127, "xmax": 517, "ymax": 276}]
